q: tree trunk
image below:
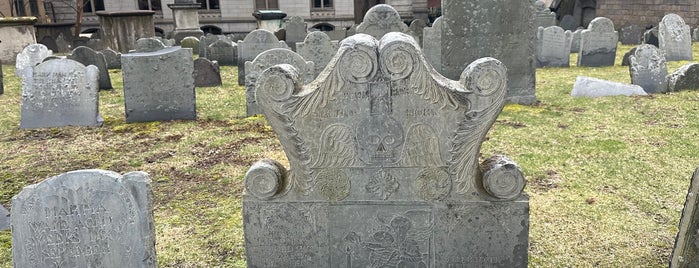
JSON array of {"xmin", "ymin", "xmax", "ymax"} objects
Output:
[{"xmin": 74, "ymin": 0, "xmax": 84, "ymax": 38}]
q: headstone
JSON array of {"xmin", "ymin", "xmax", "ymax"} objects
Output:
[
  {"xmin": 39, "ymin": 35, "xmax": 58, "ymax": 52},
  {"xmin": 284, "ymin": 16, "xmax": 307, "ymax": 50},
  {"xmin": 534, "ymin": 0, "xmax": 556, "ymax": 30},
  {"xmin": 244, "ymin": 32, "xmax": 528, "ymax": 267},
  {"xmin": 644, "ymin": 27, "xmax": 659, "ymax": 47},
  {"xmin": 15, "ymin": 44, "xmax": 53, "ymax": 76},
  {"xmin": 409, "ymin": 19, "xmax": 427, "ymax": 44},
  {"xmin": 629, "ymin": 44, "xmax": 668, "ymax": 93},
  {"xmin": 671, "ymin": 167, "xmax": 699, "ymax": 268},
  {"xmin": 273, "ymin": 28, "xmax": 286, "ymax": 42},
  {"xmin": 423, "ymin": 17, "xmax": 442, "ymax": 71},
  {"xmin": 20, "ymin": 59, "xmax": 102, "ymax": 128},
  {"xmin": 619, "ymin": 24, "xmax": 644, "ymax": 45},
  {"xmin": 347, "ymin": 24, "xmax": 357, "ymax": 36},
  {"xmin": 56, "ymin": 33, "xmax": 71, "ymax": 53},
  {"xmin": 134, "ymin": 38, "xmax": 166, "ymax": 53},
  {"xmin": 356, "ymin": 4, "xmax": 417, "ymax": 41},
  {"xmin": 68, "ymin": 46, "xmax": 113, "ymax": 90},
  {"xmin": 296, "ymin": 31, "xmax": 340, "ymax": 79},
  {"xmin": 0, "ymin": 204, "xmax": 9, "ymax": 231},
  {"xmin": 621, "ymin": 47, "xmax": 637, "ymax": 66},
  {"xmin": 667, "ymin": 63, "xmax": 699, "ymax": 92},
  {"xmin": 441, "ymin": 0, "xmax": 537, "ymax": 104},
  {"xmin": 122, "ymin": 43, "xmax": 196, "ymax": 123},
  {"xmin": 194, "ymin": 58, "xmax": 222, "ymax": 87},
  {"xmin": 206, "ymin": 39, "xmax": 237, "ymax": 66},
  {"xmin": 578, "ymin": 17, "xmax": 618, "ymax": 67},
  {"xmin": 536, "ymin": 26, "xmax": 573, "ymax": 67},
  {"xmin": 571, "ymin": 76, "xmax": 647, "ymax": 98},
  {"xmin": 236, "ymin": 29, "xmax": 289, "ymax": 85},
  {"xmin": 198, "ymin": 35, "xmax": 219, "ymax": 58},
  {"xmin": 11, "ymin": 169, "xmax": 156, "ymax": 267},
  {"xmin": 570, "ymin": 28, "xmax": 583, "ymax": 53},
  {"xmin": 325, "ymin": 29, "xmax": 347, "ymax": 40},
  {"xmin": 244, "ymin": 48, "xmax": 313, "ymax": 116},
  {"xmin": 180, "ymin": 36, "xmax": 200, "ymax": 54},
  {"xmin": 560, "ymin": 14, "xmax": 578, "ymax": 31},
  {"xmin": 659, "ymin": 13, "xmax": 693, "ymax": 61},
  {"xmin": 693, "ymin": 28, "xmax": 699, "ymax": 42},
  {"xmin": 101, "ymin": 48, "xmax": 122, "ymax": 69}
]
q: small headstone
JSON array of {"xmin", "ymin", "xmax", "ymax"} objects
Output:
[
  {"xmin": 194, "ymin": 58, "xmax": 222, "ymax": 87},
  {"xmin": 180, "ymin": 36, "xmax": 200, "ymax": 54},
  {"xmin": 667, "ymin": 63, "xmax": 699, "ymax": 92},
  {"xmin": 671, "ymin": 167, "xmax": 699, "ymax": 267},
  {"xmin": 296, "ymin": 31, "xmax": 339, "ymax": 79},
  {"xmin": 409, "ymin": 19, "xmax": 427, "ymax": 44},
  {"xmin": 68, "ymin": 46, "xmax": 113, "ymax": 90},
  {"xmin": 621, "ymin": 47, "xmax": 637, "ymax": 66},
  {"xmin": 356, "ymin": 4, "xmax": 417, "ymax": 41},
  {"xmin": 284, "ymin": 16, "xmax": 307, "ymax": 50},
  {"xmin": 236, "ymin": 29, "xmax": 289, "ymax": 85},
  {"xmin": 570, "ymin": 29, "xmax": 583, "ymax": 53},
  {"xmin": 534, "ymin": 0, "xmax": 556, "ymax": 29},
  {"xmin": 11, "ymin": 169, "xmax": 157, "ymax": 267},
  {"xmin": 122, "ymin": 45, "xmax": 196, "ymax": 123},
  {"xmin": 643, "ymin": 27, "xmax": 659, "ymax": 47},
  {"xmin": 619, "ymin": 24, "xmax": 644, "ymax": 45},
  {"xmin": 560, "ymin": 14, "xmax": 578, "ymax": 31},
  {"xmin": 206, "ymin": 39, "xmax": 237, "ymax": 66},
  {"xmin": 274, "ymin": 28, "xmax": 286, "ymax": 42},
  {"xmin": 244, "ymin": 48, "xmax": 313, "ymax": 116},
  {"xmin": 536, "ymin": 26, "xmax": 573, "ymax": 67},
  {"xmin": 56, "ymin": 32, "xmax": 71, "ymax": 53},
  {"xmin": 578, "ymin": 17, "xmax": 618, "ymax": 67},
  {"xmin": 198, "ymin": 35, "xmax": 219, "ymax": 58},
  {"xmin": 39, "ymin": 36, "xmax": 59, "ymax": 52},
  {"xmin": 155, "ymin": 36, "xmax": 175, "ymax": 47},
  {"xmin": 101, "ymin": 48, "xmax": 122, "ymax": 69},
  {"xmin": 693, "ymin": 28, "xmax": 699, "ymax": 42},
  {"xmin": 325, "ymin": 29, "xmax": 347, "ymax": 40},
  {"xmin": 15, "ymin": 44, "xmax": 53, "ymax": 76},
  {"xmin": 0, "ymin": 204, "xmax": 9, "ymax": 231},
  {"xmin": 20, "ymin": 59, "xmax": 102, "ymax": 128},
  {"xmin": 629, "ymin": 44, "xmax": 668, "ymax": 93},
  {"xmin": 659, "ymin": 13, "xmax": 693, "ymax": 61},
  {"xmin": 134, "ymin": 38, "xmax": 166, "ymax": 53},
  {"xmin": 571, "ymin": 76, "xmax": 647, "ymax": 98},
  {"xmin": 423, "ymin": 17, "xmax": 442, "ymax": 71}
]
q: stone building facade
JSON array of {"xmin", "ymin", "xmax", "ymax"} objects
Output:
[{"xmin": 595, "ymin": 0, "xmax": 699, "ymax": 28}]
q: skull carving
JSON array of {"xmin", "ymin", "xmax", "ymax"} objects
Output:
[{"xmin": 356, "ymin": 115, "xmax": 404, "ymax": 165}]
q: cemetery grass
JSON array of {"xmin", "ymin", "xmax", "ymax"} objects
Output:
[{"xmin": 0, "ymin": 44, "xmax": 697, "ymax": 267}]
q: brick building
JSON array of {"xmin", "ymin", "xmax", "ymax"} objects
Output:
[{"xmin": 595, "ymin": 0, "xmax": 699, "ymax": 28}]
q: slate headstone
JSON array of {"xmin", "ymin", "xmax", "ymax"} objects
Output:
[
  {"xmin": 621, "ymin": 47, "xmax": 637, "ymax": 66},
  {"xmin": 134, "ymin": 38, "xmax": 167, "ymax": 53},
  {"xmin": 536, "ymin": 26, "xmax": 573, "ymax": 67},
  {"xmin": 356, "ymin": 4, "xmax": 417, "ymax": 41},
  {"xmin": 578, "ymin": 17, "xmax": 618, "ymax": 67},
  {"xmin": 101, "ymin": 48, "xmax": 122, "ymax": 69},
  {"xmin": 122, "ymin": 44, "xmax": 196, "ymax": 123},
  {"xmin": 0, "ymin": 204, "xmax": 9, "ymax": 231},
  {"xmin": 296, "ymin": 31, "xmax": 339, "ymax": 79},
  {"xmin": 670, "ymin": 167, "xmax": 699, "ymax": 268},
  {"xmin": 571, "ymin": 76, "xmax": 647, "ymax": 98},
  {"xmin": 39, "ymin": 35, "xmax": 58, "ymax": 52},
  {"xmin": 20, "ymin": 59, "xmax": 103, "ymax": 128},
  {"xmin": 667, "ymin": 63, "xmax": 699, "ymax": 92},
  {"xmin": 206, "ymin": 39, "xmax": 237, "ymax": 66},
  {"xmin": 198, "ymin": 35, "xmax": 219, "ymax": 58},
  {"xmin": 693, "ymin": 28, "xmax": 699, "ymax": 42},
  {"xmin": 15, "ymin": 44, "xmax": 53, "ymax": 76},
  {"xmin": 644, "ymin": 27, "xmax": 659, "ymax": 47},
  {"xmin": 68, "ymin": 46, "xmax": 113, "ymax": 90},
  {"xmin": 423, "ymin": 17, "xmax": 442, "ymax": 71},
  {"xmin": 56, "ymin": 32, "xmax": 71, "ymax": 53},
  {"xmin": 180, "ymin": 36, "xmax": 200, "ymax": 54},
  {"xmin": 629, "ymin": 44, "xmax": 668, "ymax": 93},
  {"xmin": 194, "ymin": 58, "xmax": 222, "ymax": 87},
  {"xmin": 560, "ymin": 14, "xmax": 578, "ymax": 31},
  {"xmin": 619, "ymin": 24, "xmax": 644, "ymax": 45},
  {"xmin": 284, "ymin": 16, "xmax": 307, "ymax": 51},
  {"xmin": 236, "ymin": 29, "xmax": 289, "ymax": 85},
  {"xmin": 659, "ymin": 13, "xmax": 693, "ymax": 61},
  {"xmin": 244, "ymin": 32, "xmax": 528, "ymax": 267},
  {"xmin": 409, "ymin": 19, "xmax": 427, "ymax": 44},
  {"xmin": 11, "ymin": 169, "xmax": 156, "ymax": 267},
  {"xmin": 570, "ymin": 28, "xmax": 583, "ymax": 53},
  {"xmin": 534, "ymin": 0, "xmax": 556, "ymax": 30}
]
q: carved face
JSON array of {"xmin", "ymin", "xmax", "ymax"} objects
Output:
[{"xmin": 356, "ymin": 116, "xmax": 404, "ymax": 165}]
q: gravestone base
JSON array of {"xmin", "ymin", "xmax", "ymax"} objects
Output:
[{"xmin": 578, "ymin": 51, "xmax": 615, "ymax": 67}]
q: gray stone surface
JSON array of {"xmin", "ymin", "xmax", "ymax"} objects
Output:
[
  {"xmin": 39, "ymin": 36, "xmax": 58, "ymax": 53},
  {"xmin": 15, "ymin": 44, "xmax": 53, "ymax": 76},
  {"xmin": 296, "ymin": 31, "xmax": 339, "ymax": 79},
  {"xmin": 101, "ymin": 48, "xmax": 122, "ymax": 69},
  {"xmin": 11, "ymin": 169, "xmax": 156, "ymax": 267},
  {"xmin": 571, "ymin": 28, "xmax": 583, "ymax": 53},
  {"xmin": 693, "ymin": 28, "xmax": 699, "ymax": 42},
  {"xmin": 68, "ymin": 46, "xmax": 113, "ymax": 90},
  {"xmin": 135, "ymin": 37, "xmax": 166, "ymax": 53},
  {"xmin": 629, "ymin": 44, "xmax": 668, "ymax": 93},
  {"xmin": 578, "ymin": 17, "xmax": 618, "ymax": 67},
  {"xmin": 671, "ymin": 167, "xmax": 699, "ymax": 268},
  {"xmin": 659, "ymin": 13, "xmax": 693, "ymax": 61},
  {"xmin": 244, "ymin": 48, "xmax": 313, "ymax": 116},
  {"xmin": 534, "ymin": 0, "xmax": 556, "ymax": 30},
  {"xmin": 0, "ymin": 204, "xmax": 9, "ymax": 231},
  {"xmin": 198, "ymin": 35, "xmax": 219, "ymax": 58},
  {"xmin": 20, "ymin": 59, "xmax": 103, "ymax": 129},
  {"xmin": 442, "ymin": 0, "xmax": 537, "ymax": 105},
  {"xmin": 571, "ymin": 76, "xmax": 647, "ymax": 98},
  {"xmin": 409, "ymin": 19, "xmax": 427, "ymax": 44},
  {"xmin": 536, "ymin": 26, "xmax": 573, "ymax": 67},
  {"xmin": 244, "ymin": 32, "xmax": 528, "ymax": 267},
  {"xmin": 180, "ymin": 36, "xmax": 200, "ymax": 54},
  {"xmin": 236, "ymin": 29, "xmax": 289, "ymax": 85},
  {"xmin": 284, "ymin": 16, "xmax": 307, "ymax": 50},
  {"xmin": 559, "ymin": 14, "xmax": 578, "ymax": 31},
  {"xmin": 325, "ymin": 29, "xmax": 347, "ymax": 41},
  {"xmin": 423, "ymin": 17, "xmax": 442, "ymax": 71},
  {"xmin": 644, "ymin": 27, "xmax": 659, "ymax": 47},
  {"xmin": 356, "ymin": 4, "xmax": 417, "ymax": 41},
  {"xmin": 56, "ymin": 33, "xmax": 71, "ymax": 53},
  {"xmin": 621, "ymin": 47, "xmax": 637, "ymax": 66},
  {"xmin": 206, "ymin": 39, "xmax": 237, "ymax": 66},
  {"xmin": 122, "ymin": 46, "xmax": 196, "ymax": 123},
  {"xmin": 194, "ymin": 58, "xmax": 222, "ymax": 87},
  {"xmin": 667, "ymin": 63, "xmax": 699, "ymax": 92},
  {"xmin": 619, "ymin": 24, "xmax": 644, "ymax": 45}
]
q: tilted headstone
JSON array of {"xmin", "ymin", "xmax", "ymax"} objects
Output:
[
  {"xmin": 659, "ymin": 13, "xmax": 693, "ymax": 61},
  {"xmin": 570, "ymin": 28, "xmax": 583, "ymax": 53},
  {"xmin": 629, "ymin": 44, "xmax": 668, "ymax": 93},
  {"xmin": 409, "ymin": 19, "xmax": 427, "ymax": 44},
  {"xmin": 671, "ymin": 167, "xmax": 699, "ymax": 268},
  {"xmin": 559, "ymin": 14, "xmax": 578, "ymax": 31},
  {"xmin": 644, "ymin": 27, "xmax": 659, "ymax": 47},
  {"xmin": 11, "ymin": 169, "xmax": 156, "ymax": 267},
  {"xmin": 20, "ymin": 59, "xmax": 103, "ymax": 129},
  {"xmin": 206, "ymin": 39, "xmax": 237, "ymax": 66},
  {"xmin": 244, "ymin": 48, "xmax": 313, "ymax": 116},
  {"xmin": 356, "ymin": 4, "xmax": 417, "ymax": 41},
  {"xmin": 536, "ymin": 26, "xmax": 573, "ymax": 67},
  {"xmin": 621, "ymin": 47, "xmax": 637, "ymax": 66},
  {"xmin": 236, "ymin": 29, "xmax": 289, "ymax": 85},
  {"xmin": 244, "ymin": 32, "xmax": 529, "ymax": 267},
  {"xmin": 578, "ymin": 17, "xmax": 618, "ymax": 67},
  {"xmin": 423, "ymin": 17, "xmax": 442, "ymax": 71},
  {"xmin": 122, "ymin": 42, "xmax": 196, "ymax": 122},
  {"xmin": 296, "ymin": 31, "xmax": 339, "ymax": 79},
  {"xmin": 194, "ymin": 58, "xmax": 222, "ymax": 87},
  {"xmin": 667, "ymin": 63, "xmax": 699, "ymax": 92},
  {"xmin": 180, "ymin": 36, "xmax": 200, "ymax": 54},
  {"xmin": 284, "ymin": 16, "xmax": 307, "ymax": 50},
  {"xmin": 68, "ymin": 46, "xmax": 113, "ymax": 90},
  {"xmin": 15, "ymin": 44, "xmax": 53, "ymax": 76},
  {"xmin": 101, "ymin": 48, "xmax": 122, "ymax": 69},
  {"xmin": 534, "ymin": 0, "xmax": 556, "ymax": 30},
  {"xmin": 571, "ymin": 76, "xmax": 647, "ymax": 98},
  {"xmin": 619, "ymin": 24, "xmax": 644, "ymax": 45},
  {"xmin": 0, "ymin": 204, "xmax": 9, "ymax": 231}
]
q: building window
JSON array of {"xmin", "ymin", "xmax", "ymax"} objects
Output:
[
  {"xmin": 83, "ymin": 0, "xmax": 105, "ymax": 13},
  {"xmin": 138, "ymin": 0, "xmax": 161, "ymax": 11},
  {"xmin": 196, "ymin": 0, "xmax": 219, "ymax": 10},
  {"xmin": 255, "ymin": 0, "xmax": 278, "ymax": 10},
  {"xmin": 312, "ymin": 0, "xmax": 332, "ymax": 9}
]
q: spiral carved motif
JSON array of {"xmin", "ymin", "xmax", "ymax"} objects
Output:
[
  {"xmin": 339, "ymin": 48, "xmax": 378, "ymax": 83},
  {"xmin": 481, "ymin": 156, "xmax": 526, "ymax": 200},
  {"xmin": 380, "ymin": 43, "xmax": 416, "ymax": 80},
  {"xmin": 461, "ymin": 58, "xmax": 507, "ymax": 97},
  {"xmin": 245, "ymin": 160, "xmax": 285, "ymax": 200},
  {"xmin": 259, "ymin": 73, "xmax": 295, "ymax": 102}
]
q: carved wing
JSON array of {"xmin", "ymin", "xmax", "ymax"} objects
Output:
[
  {"xmin": 312, "ymin": 124, "xmax": 356, "ymax": 167},
  {"xmin": 400, "ymin": 124, "xmax": 443, "ymax": 167}
]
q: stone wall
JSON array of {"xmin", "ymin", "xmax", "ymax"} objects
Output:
[{"xmin": 596, "ymin": 0, "xmax": 699, "ymax": 28}]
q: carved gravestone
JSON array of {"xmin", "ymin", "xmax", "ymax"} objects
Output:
[
  {"xmin": 20, "ymin": 59, "xmax": 103, "ymax": 128},
  {"xmin": 620, "ymin": 24, "xmax": 644, "ymax": 45},
  {"xmin": 284, "ymin": 16, "xmax": 307, "ymax": 50},
  {"xmin": 243, "ymin": 33, "xmax": 529, "ymax": 267},
  {"xmin": 68, "ymin": 46, "xmax": 113, "ymax": 90},
  {"xmin": 244, "ymin": 48, "xmax": 313, "ymax": 116},
  {"xmin": 198, "ymin": 35, "xmax": 219, "ymax": 58},
  {"xmin": 409, "ymin": 19, "xmax": 427, "ymax": 44},
  {"xmin": 659, "ymin": 13, "xmax": 693, "ymax": 61},
  {"xmin": 206, "ymin": 39, "xmax": 237, "ymax": 66},
  {"xmin": 296, "ymin": 31, "xmax": 339, "ymax": 79},
  {"xmin": 621, "ymin": 47, "xmax": 637, "ymax": 66},
  {"xmin": 0, "ymin": 204, "xmax": 9, "ymax": 231},
  {"xmin": 11, "ymin": 169, "xmax": 156, "ymax": 267},
  {"xmin": 559, "ymin": 14, "xmax": 578, "ymax": 31},
  {"xmin": 194, "ymin": 58, "xmax": 222, "ymax": 87},
  {"xmin": 356, "ymin": 4, "xmax": 417, "ymax": 41},
  {"xmin": 629, "ymin": 44, "xmax": 668, "ymax": 93},
  {"xmin": 534, "ymin": 0, "xmax": 556, "ymax": 30},
  {"xmin": 671, "ymin": 167, "xmax": 699, "ymax": 268},
  {"xmin": 180, "ymin": 36, "xmax": 200, "ymax": 54},
  {"xmin": 578, "ymin": 17, "xmax": 618, "ymax": 67},
  {"xmin": 122, "ymin": 40, "xmax": 196, "ymax": 122},
  {"xmin": 667, "ymin": 63, "xmax": 699, "ymax": 92},
  {"xmin": 237, "ymin": 29, "xmax": 289, "ymax": 85},
  {"xmin": 644, "ymin": 27, "xmax": 659, "ymax": 47},
  {"xmin": 571, "ymin": 76, "xmax": 646, "ymax": 98},
  {"xmin": 570, "ymin": 28, "xmax": 583, "ymax": 53},
  {"xmin": 423, "ymin": 17, "xmax": 442, "ymax": 71},
  {"xmin": 15, "ymin": 44, "xmax": 53, "ymax": 76},
  {"xmin": 536, "ymin": 26, "xmax": 573, "ymax": 67},
  {"xmin": 101, "ymin": 48, "xmax": 122, "ymax": 69},
  {"xmin": 442, "ymin": 0, "xmax": 537, "ymax": 104}
]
